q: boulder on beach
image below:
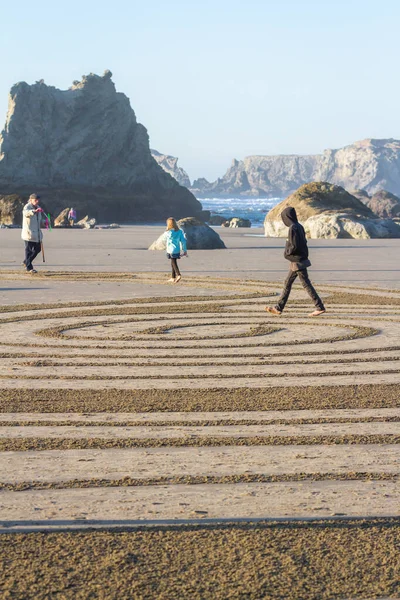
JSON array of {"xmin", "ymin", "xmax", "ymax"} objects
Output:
[
  {"xmin": 0, "ymin": 194, "xmax": 25, "ymax": 225},
  {"xmin": 304, "ymin": 213, "xmax": 400, "ymax": 239},
  {"xmin": 358, "ymin": 190, "xmax": 400, "ymax": 219},
  {"xmin": 77, "ymin": 216, "xmax": 97, "ymax": 229},
  {"xmin": 208, "ymin": 215, "xmax": 228, "ymax": 226},
  {"xmin": 95, "ymin": 223, "xmax": 121, "ymax": 229},
  {"xmin": 149, "ymin": 217, "xmax": 226, "ymax": 250},
  {"xmin": 229, "ymin": 217, "xmax": 251, "ymax": 228},
  {"xmin": 264, "ymin": 182, "xmax": 400, "ymax": 239},
  {"xmin": 54, "ymin": 208, "xmax": 70, "ymax": 227}
]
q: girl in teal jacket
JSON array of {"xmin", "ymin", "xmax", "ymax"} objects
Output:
[{"xmin": 163, "ymin": 217, "xmax": 187, "ymax": 283}]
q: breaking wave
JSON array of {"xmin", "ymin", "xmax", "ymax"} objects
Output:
[{"xmin": 200, "ymin": 197, "xmax": 282, "ymax": 227}]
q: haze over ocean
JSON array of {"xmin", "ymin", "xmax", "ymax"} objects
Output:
[{"xmin": 1, "ymin": 0, "xmax": 400, "ymax": 182}]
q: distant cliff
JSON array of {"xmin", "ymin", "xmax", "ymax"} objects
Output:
[
  {"xmin": 0, "ymin": 71, "xmax": 203, "ymax": 222},
  {"xmin": 151, "ymin": 149, "xmax": 191, "ymax": 187},
  {"xmin": 191, "ymin": 139, "xmax": 400, "ymax": 198}
]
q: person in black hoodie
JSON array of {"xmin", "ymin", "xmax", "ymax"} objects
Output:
[{"xmin": 265, "ymin": 207, "xmax": 326, "ymax": 317}]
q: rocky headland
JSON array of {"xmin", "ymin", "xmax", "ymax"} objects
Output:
[
  {"xmin": 0, "ymin": 71, "xmax": 203, "ymax": 223},
  {"xmin": 264, "ymin": 182, "xmax": 400, "ymax": 239},
  {"xmin": 191, "ymin": 139, "xmax": 400, "ymax": 199}
]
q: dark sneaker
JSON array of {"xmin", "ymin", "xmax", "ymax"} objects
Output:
[{"xmin": 28, "ymin": 269, "xmax": 38, "ymax": 274}]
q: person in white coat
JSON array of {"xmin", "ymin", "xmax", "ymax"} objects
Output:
[{"xmin": 22, "ymin": 193, "xmax": 44, "ymax": 273}]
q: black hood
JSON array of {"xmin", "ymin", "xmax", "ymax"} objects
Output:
[{"xmin": 281, "ymin": 207, "xmax": 298, "ymax": 227}]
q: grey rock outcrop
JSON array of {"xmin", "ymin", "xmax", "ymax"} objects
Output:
[
  {"xmin": 54, "ymin": 208, "xmax": 70, "ymax": 227},
  {"xmin": 149, "ymin": 217, "xmax": 226, "ymax": 250},
  {"xmin": 0, "ymin": 71, "xmax": 203, "ymax": 222},
  {"xmin": 192, "ymin": 139, "xmax": 400, "ymax": 199},
  {"xmin": 0, "ymin": 194, "xmax": 25, "ymax": 225},
  {"xmin": 77, "ymin": 216, "xmax": 97, "ymax": 229},
  {"xmin": 229, "ymin": 217, "xmax": 251, "ymax": 228},
  {"xmin": 264, "ymin": 182, "xmax": 400, "ymax": 239},
  {"xmin": 303, "ymin": 213, "xmax": 400, "ymax": 239},
  {"xmin": 151, "ymin": 149, "xmax": 191, "ymax": 187},
  {"xmin": 207, "ymin": 215, "xmax": 251, "ymax": 227},
  {"xmin": 349, "ymin": 189, "xmax": 371, "ymax": 204},
  {"xmin": 208, "ymin": 215, "xmax": 228, "ymax": 226},
  {"xmin": 354, "ymin": 189, "xmax": 400, "ymax": 219}
]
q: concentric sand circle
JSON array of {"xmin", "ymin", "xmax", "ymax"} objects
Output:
[{"xmin": 0, "ymin": 274, "xmax": 399, "ymax": 525}]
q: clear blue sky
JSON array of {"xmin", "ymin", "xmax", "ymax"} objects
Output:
[{"xmin": 1, "ymin": 0, "xmax": 399, "ymax": 181}]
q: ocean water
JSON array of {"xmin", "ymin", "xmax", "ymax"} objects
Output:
[{"xmin": 200, "ymin": 197, "xmax": 282, "ymax": 227}]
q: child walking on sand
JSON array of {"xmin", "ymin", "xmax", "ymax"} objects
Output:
[
  {"xmin": 163, "ymin": 217, "xmax": 187, "ymax": 283},
  {"xmin": 265, "ymin": 207, "xmax": 326, "ymax": 317}
]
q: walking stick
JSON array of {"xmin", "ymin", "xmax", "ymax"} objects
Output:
[{"xmin": 41, "ymin": 241, "xmax": 45, "ymax": 263}]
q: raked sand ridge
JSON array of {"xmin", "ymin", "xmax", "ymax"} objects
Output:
[{"xmin": 0, "ymin": 229, "xmax": 399, "ymax": 599}]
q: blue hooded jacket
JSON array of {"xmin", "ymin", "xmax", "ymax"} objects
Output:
[{"xmin": 163, "ymin": 228, "xmax": 187, "ymax": 255}]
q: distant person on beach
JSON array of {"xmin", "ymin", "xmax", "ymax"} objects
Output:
[
  {"xmin": 68, "ymin": 207, "xmax": 77, "ymax": 227},
  {"xmin": 265, "ymin": 207, "xmax": 325, "ymax": 317},
  {"xmin": 163, "ymin": 217, "xmax": 187, "ymax": 283},
  {"xmin": 22, "ymin": 193, "xmax": 44, "ymax": 274}
]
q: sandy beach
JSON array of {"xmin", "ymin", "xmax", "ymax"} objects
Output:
[
  {"xmin": 0, "ymin": 226, "xmax": 399, "ymax": 599},
  {"xmin": 1, "ymin": 225, "xmax": 400, "ymax": 302}
]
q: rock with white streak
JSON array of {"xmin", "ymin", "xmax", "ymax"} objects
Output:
[
  {"xmin": 229, "ymin": 217, "xmax": 251, "ymax": 228},
  {"xmin": 264, "ymin": 182, "xmax": 400, "ymax": 239}
]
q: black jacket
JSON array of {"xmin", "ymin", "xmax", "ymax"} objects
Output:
[{"xmin": 282, "ymin": 207, "xmax": 309, "ymax": 262}]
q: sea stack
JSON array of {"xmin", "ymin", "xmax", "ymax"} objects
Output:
[{"xmin": 0, "ymin": 70, "xmax": 203, "ymax": 223}]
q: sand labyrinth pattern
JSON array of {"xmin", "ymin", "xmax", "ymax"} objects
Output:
[{"xmin": 0, "ymin": 275, "xmax": 400, "ymax": 529}]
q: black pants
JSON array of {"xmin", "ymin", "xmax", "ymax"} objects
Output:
[
  {"xmin": 24, "ymin": 241, "xmax": 41, "ymax": 271},
  {"xmin": 276, "ymin": 268, "xmax": 324, "ymax": 312},
  {"xmin": 171, "ymin": 258, "xmax": 181, "ymax": 278}
]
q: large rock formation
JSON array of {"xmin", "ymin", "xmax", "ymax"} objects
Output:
[
  {"xmin": 352, "ymin": 189, "xmax": 400, "ymax": 219},
  {"xmin": 149, "ymin": 217, "xmax": 226, "ymax": 250},
  {"xmin": 151, "ymin": 149, "xmax": 191, "ymax": 187},
  {"xmin": 264, "ymin": 182, "xmax": 400, "ymax": 239},
  {"xmin": 192, "ymin": 139, "xmax": 400, "ymax": 199},
  {"xmin": 0, "ymin": 194, "xmax": 25, "ymax": 225},
  {"xmin": 0, "ymin": 71, "xmax": 203, "ymax": 223}
]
